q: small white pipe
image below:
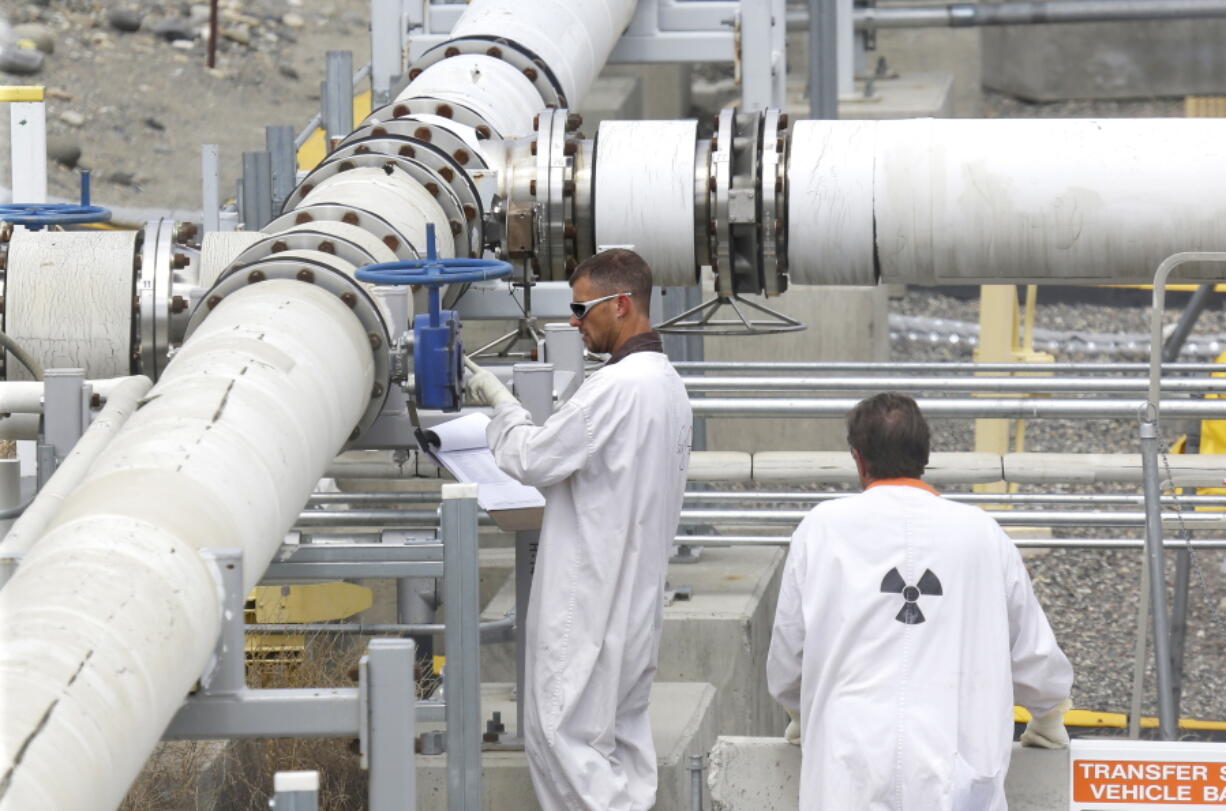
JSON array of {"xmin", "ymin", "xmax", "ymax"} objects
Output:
[
  {"xmin": 0, "ymin": 415, "xmax": 39, "ymax": 441},
  {"xmin": 0, "ymin": 281, "xmax": 373, "ymax": 811},
  {"xmin": 0, "ymin": 376, "xmax": 152, "ymax": 584},
  {"xmin": 0, "ymin": 378, "xmax": 143, "ymax": 415}
]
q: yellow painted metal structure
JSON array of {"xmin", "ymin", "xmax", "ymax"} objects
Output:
[
  {"xmin": 1013, "ymin": 705, "xmax": 1226, "ymax": 731},
  {"xmin": 0, "ymin": 86, "xmax": 44, "ymax": 103},
  {"xmin": 973, "ymin": 285, "xmax": 1054, "ymax": 494},
  {"xmin": 295, "ymin": 89, "xmax": 373, "ymax": 172},
  {"xmin": 244, "ymin": 582, "xmax": 373, "ymax": 661}
]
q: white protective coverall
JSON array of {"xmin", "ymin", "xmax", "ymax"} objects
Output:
[
  {"xmin": 487, "ymin": 350, "xmax": 692, "ymax": 810},
  {"xmin": 767, "ymin": 480, "xmax": 1073, "ymax": 810}
]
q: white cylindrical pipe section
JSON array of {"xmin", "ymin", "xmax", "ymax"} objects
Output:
[
  {"xmin": 448, "ymin": 0, "xmax": 636, "ymax": 105},
  {"xmin": 199, "ymin": 231, "xmax": 266, "ymax": 289},
  {"xmin": 594, "ymin": 120, "xmax": 698, "ymax": 286},
  {"xmin": 0, "ymin": 378, "xmax": 133, "ymax": 415},
  {"xmin": 397, "ymin": 55, "xmax": 544, "ymax": 138},
  {"xmin": 300, "ymin": 167, "xmax": 454, "ymax": 258},
  {"xmin": 0, "ymin": 281, "xmax": 373, "ymax": 811},
  {"xmin": 788, "ymin": 120, "xmax": 877, "ymax": 285},
  {"xmin": 789, "ymin": 118, "xmax": 1226, "ymax": 285},
  {"xmin": 5, "ymin": 231, "xmax": 137, "ymax": 379}
]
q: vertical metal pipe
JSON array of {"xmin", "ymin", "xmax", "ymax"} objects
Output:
[
  {"xmin": 442, "ymin": 484, "xmax": 482, "ymax": 810},
  {"xmin": 808, "ymin": 0, "xmax": 839, "ymax": 118},
  {"xmin": 271, "ymin": 771, "xmax": 319, "ymax": 811},
  {"xmin": 207, "ymin": 0, "xmax": 219, "ymax": 69},
  {"xmin": 370, "ymin": 0, "xmax": 403, "ymax": 108},
  {"xmin": 511, "ymin": 364, "xmax": 553, "ymax": 740},
  {"xmin": 690, "ymin": 754, "xmax": 704, "ymax": 811},
  {"xmin": 324, "ymin": 50, "xmax": 355, "ymax": 146},
  {"xmin": 367, "ymin": 637, "xmax": 416, "ymax": 811},
  {"xmin": 265, "ymin": 125, "xmax": 297, "ymax": 217},
  {"xmin": 1162, "ymin": 284, "xmax": 1215, "ymax": 363},
  {"xmin": 240, "ymin": 151, "xmax": 273, "ymax": 231},
  {"xmin": 1169, "ymin": 547, "xmax": 1191, "ymax": 720},
  {"xmin": 1140, "ymin": 419, "xmax": 1178, "ymax": 740}
]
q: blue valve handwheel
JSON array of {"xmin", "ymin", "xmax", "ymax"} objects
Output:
[
  {"xmin": 355, "ymin": 256, "xmax": 513, "ymax": 287},
  {"xmin": 0, "ymin": 203, "xmax": 111, "ymax": 229}
]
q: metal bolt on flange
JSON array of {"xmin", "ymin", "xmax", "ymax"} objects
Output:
[
  {"xmin": 247, "ymin": 270, "xmax": 266, "ymax": 284},
  {"xmin": 368, "ymin": 333, "xmax": 382, "ymax": 349},
  {"xmin": 340, "ymin": 292, "xmax": 357, "ymax": 308},
  {"xmin": 296, "ymin": 268, "xmax": 315, "ymax": 283},
  {"xmin": 206, "ymin": 295, "xmax": 222, "ymax": 309},
  {"xmin": 171, "ymin": 295, "xmax": 187, "ymax": 314}
]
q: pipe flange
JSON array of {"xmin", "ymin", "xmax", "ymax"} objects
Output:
[
  {"xmin": 341, "ymin": 119, "xmax": 489, "ymax": 172},
  {"xmin": 324, "ymin": 142, "xmax": 482, "ymax": 255},
  {"xmin": 572, "ymin": 137, "xmax": 595, "ymax": 262},
  {"xmin": 693, "ymin": 138, "xmax": 712, "ymax": 270},
  {"xmin": 709, "ymin": 110, "xmax": 764, "ymax": 296},
  {"xmin": 284, "ymin": 154, "xmax": 476, "ymax": 258},
  {"xmin": 230, "ymin": 230, "xmax": 382, "ymax": 270},
  {"xmin": 333, "ymin": 123, "xmax": 486, "ymax": 250},
  {"xmin": 410, "ymin": 36, "xmax": 566, "ymax": 109},
  {"xmin": 760, "ymin": 108, "xmax": 787, "ymax": 296},
  {"xmin": 363, "ymin": 97, "xmax": 497, "ymax": 141},
  {"xmin": 186, "ymin": 255, "xmax": 391, "ymax": 435},
  {"xmin": 536, "ymin": 108, "xmax": 572, "ymax": 280},
  {"xmin": 266, "ymin": 204, "xmax": 417, "ymax": 261},
  {"xmin": 710, "ymin": 109, "xmax": 734, "ymax": 292},
  {"xmin": 136, "ymin": 218, "xmax": 175, "ymax": 379}
]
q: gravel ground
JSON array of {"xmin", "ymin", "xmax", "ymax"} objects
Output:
[{"xmin": 893, "ymin": 286, "xmax": 1226, "ymax": 725}]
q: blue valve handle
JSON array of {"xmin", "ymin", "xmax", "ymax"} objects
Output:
[
  {"xmin": 0, "ymin": 171, "xmax": 110, "ymax": 229},
  {"xmin": 354, "ymin": 224, "xmax": 511, "ymax": 412}
]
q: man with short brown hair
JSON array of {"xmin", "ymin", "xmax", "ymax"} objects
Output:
[
  {"xmin": 767, "ymin": 392, "xmax": 1073, "ymax": 810},
  {"xmin": 465, "ymin": 248, "xmax": 693, "ymax": 810}
]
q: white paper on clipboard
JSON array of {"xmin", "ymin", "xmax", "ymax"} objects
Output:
[{"xmin": 424, "ymin": 413, "xmax": 545, "ymax": 525}]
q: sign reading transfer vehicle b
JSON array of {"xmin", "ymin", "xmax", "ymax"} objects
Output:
[{"xmin": 1070, "ymin": 739, "xmax": 1226, "ymax": 809}]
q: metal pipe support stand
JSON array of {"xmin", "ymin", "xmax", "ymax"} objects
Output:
[
  {"xmin": 169, "ymin": 549, "xmax": 418, "ymax": 811},
  {"xmin": 1140, "ymin": 418, "xmax": 1179, "ymax": 740}
]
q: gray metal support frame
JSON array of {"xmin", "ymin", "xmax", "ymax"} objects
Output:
[
  {"xmin": 266, "ymin": 125, "xmax": 297, "ymax": 216},
  {"xmin": 511, "ymin": 364, "xmax": 554, "ymax": 742},
  {"xmin": 364, "ymin": 637, "xmax": 417, "ymax": 811},
  {"xmin": 661, "ymin": 287, "xmax": 708, "ymax": 451},
  {"xmin": 324, "ymin": 50, "xmax": 355, "ymax": 146},
  {"xmin": 201, "ymin": 547, "xmax": 246, "ymax": 694},
  {"xmin": 1169, "ymin": 548, "xmax": 1191, "ymax": 719},
  {"xmin": 202, "ymin": 144, "xmax": 220, "ymax": 233},
  {"xmin": 240, "ymin": 150, "xmax": 273, "ymax": 231},
  {"xmin": 740, "ymin": 0, "xmax": 788, "ymax": 111},
  {"xmin": 442, "ymin": 487, "xmax": 482, "ymax": 810},
  {"xmin": 808, "ymin": 0, "xmax": 839, "ymax": 118},
  {"xmin": 1139, "ymin": 419, "xmax": 1178, "ymax": 740},
  {"xmin": 39, "ymin": 369, "xmax": 88, "ymax": 488},
  {"xmin": 371, "ymin": 0, "xmax": 404, "ymax": 108}
]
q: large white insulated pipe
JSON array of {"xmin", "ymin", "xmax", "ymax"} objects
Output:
[
  {"xmin": 0, "ymin": 281, "xmax": 373, "ymax": 811},
  {"xmin": 787, "ymin": 118, "xmax": 1226, "ymax": 285},
  {"xmin": 397, "ymin": 0, "xmax": 637, "ymax": 138}
]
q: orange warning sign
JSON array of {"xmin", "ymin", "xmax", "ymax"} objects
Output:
[{"xmin": 1073, "ymin": 760, "xmax": 1226, "ymax": 804}]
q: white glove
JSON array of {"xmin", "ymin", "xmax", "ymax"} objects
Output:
[
  {"xmin": 1020, "ymin": 698, "xmax": 1072, "ymax": 749},
  {"xmin": 784, "ymin": 708, "xmax": 801, "ymax": 746},
  {"xmin": 463, "ymin": 356, "xmax": 517, "ymax": 408}
]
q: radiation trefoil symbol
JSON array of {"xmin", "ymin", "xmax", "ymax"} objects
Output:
[{"xmin": 880, "ymin": 567, "xmax": 943, "ymax": 624}]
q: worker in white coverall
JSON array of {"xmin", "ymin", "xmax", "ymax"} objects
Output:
[
  {"xmin": 464, "ymin": 248, "xmax": 693, "ymax": 810},
  {"xmin": 767, "ymin": 392, "xmax": 1074, "ymax": 810}
]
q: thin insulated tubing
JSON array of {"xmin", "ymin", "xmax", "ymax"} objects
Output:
[
  {"xmin": 672, "ymin": 362, "xmax": 1226, "ymax": 374},
  {"xmin": 673, "ymin": 536, "xmax": 1226, "ymax": 550},
  {"xmin": 0, "ymin": 376, "xmax": 153, "ymax": 587},
  {"xmin": 0, "ymin": 281, "xmax": 374, "ymax": 811},
  {"xmin": 690, "ymin": 398, "xmax": 1226, "ymax": 419},
  {"xmin": 681, "ymin": 376, "xmax": 1226, "ymax": 393}
]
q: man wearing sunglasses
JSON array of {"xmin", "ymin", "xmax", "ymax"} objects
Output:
[{"xmin": 465, "ymin": 249, "xmax": 692, "ymax": 811}]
